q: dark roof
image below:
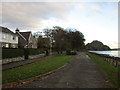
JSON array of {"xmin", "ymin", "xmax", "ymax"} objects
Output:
[
  {"xmin": 19, "ymin": 32, "xmax": 31, "ymax": 40},
  {"xmin": 0, "ymin": 26, "xmax": 16, "ymax": 35}
]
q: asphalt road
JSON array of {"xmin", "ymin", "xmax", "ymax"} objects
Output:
[{"xmin": 19, "ymin": 52, "xmax": 112, "ymax": 88}]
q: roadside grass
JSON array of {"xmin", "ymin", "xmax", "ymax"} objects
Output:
[
  {"xmin": 3, "ymin": 55, "xmax": 74, "ymax": 84},
  {"xmin": 86, "ymin": 52, "xmax": 118, "ymax": 87}
]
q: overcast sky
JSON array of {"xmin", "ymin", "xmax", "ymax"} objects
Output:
[{"xmin": 0, "ymin": 1, "xmax": 118, "ymax": 49}]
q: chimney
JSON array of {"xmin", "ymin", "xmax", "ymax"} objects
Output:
[{"xmin": 16, "ymin": 28, "xmax": 19, "ymax": 33}]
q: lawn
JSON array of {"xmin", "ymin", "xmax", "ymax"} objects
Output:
[
  {"xmin": 86, "ymin": 52, "xmax": 119, "ymax": 87},
  {"xmin": 3, "ymin": 55, "xmax": 74, "ymax": 84}
]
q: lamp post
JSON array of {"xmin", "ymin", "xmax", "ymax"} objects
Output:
[{"xmin": 49, "ymin": 34, "xmax": 53, "ymax": 55}]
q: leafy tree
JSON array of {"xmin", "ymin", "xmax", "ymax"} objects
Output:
[
  {"xmin": 52, "ymin": 26, "xmax": 67, "ymax": 53},
  {"xmin": 37, "ymin": 36, "xmax": 49, "ymax": 49},
  {"xmin": 43, "ymin": 28, "xmax": 53, "ymax": 53},
  {"xmin": 66, "ymin": 28, "xmax": 85, "ymax": 50},
  {"xmin": 42, "ymin": 26, "xmax": 86, "ymax": 53}
]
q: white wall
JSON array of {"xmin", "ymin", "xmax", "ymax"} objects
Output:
[{"xmin": 1, "ymin": 32, "xmax": 18, "ymax": 44}]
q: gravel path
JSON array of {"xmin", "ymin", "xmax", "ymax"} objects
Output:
[{"xmin": 19, "ymin": 52, "xmax": 112, "ymax": 88}]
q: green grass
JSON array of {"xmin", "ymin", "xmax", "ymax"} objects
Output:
[
  {"xmin": 86, "ymin": 52, "xmax": 118, "ymax": 87},
  {"xmin": 3, "ymin": 55, "xmax": 74, "ymax": 84}
]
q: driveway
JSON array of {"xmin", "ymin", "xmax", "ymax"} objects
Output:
[{"xmin": 19, "ymin": 52, "xmax": 112, "ymax": 88}]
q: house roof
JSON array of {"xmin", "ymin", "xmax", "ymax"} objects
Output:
[
  {"xmin": 0, "ymin": 26, "xmax": 17, "ymax": 35},
  {"xmin": 19, "ymin": 32, "xmax": 31, "ymax": 41}
]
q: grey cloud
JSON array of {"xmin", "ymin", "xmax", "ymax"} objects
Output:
[
  {"xmin": 1, "ymin": 2, "xmax": 73, "ymax": 30},
  {"xmin": 1, "ymin": 0, "xmax": 76, "ymax": 2}
]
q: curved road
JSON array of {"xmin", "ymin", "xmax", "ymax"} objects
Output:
[{"xmin": 20, "ymin": 52, "xmax": 112, "ymax": 88}]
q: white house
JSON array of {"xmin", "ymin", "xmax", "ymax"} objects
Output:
[{"xmin": 0, "ymin": 26, "xmax": 18, "ymax": 48}]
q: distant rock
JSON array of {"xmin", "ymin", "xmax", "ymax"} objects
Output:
[{"xmin": 86, "ymin": 40, "xmax": 111, "ymax": 51}]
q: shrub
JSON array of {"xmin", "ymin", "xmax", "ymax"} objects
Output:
[
  {"xmin": 66, "ymin": 50, "xmax": 77, "ymax": 55},
  {"xmin": 70, "ymin": 50, "xmax": 77, "ymax": 55},
  {"xmin": 29, "ymin": 48, "xmax": 44, "ymax": 55}
]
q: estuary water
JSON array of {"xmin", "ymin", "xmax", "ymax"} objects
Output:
[{"xmin": 89, "ymin": 50, "xmax": 120, "ymax": 57}]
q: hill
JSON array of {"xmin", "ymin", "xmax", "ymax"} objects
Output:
[{"xmin": 86, "ymin": 40, "xmax": 111, "ymax": 51}]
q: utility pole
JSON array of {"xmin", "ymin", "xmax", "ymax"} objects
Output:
[
  {"xmin": 49, "ymin": 34, "xmax": 52, "ymax": 55},
  {"xmin": 118, "ymin": 61, "xmax": 120, "ymax": 88}
]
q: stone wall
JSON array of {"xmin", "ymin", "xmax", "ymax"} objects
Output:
[{"xmin": 2, "ymin": 53, "xmax": 45, "ymax": 64}]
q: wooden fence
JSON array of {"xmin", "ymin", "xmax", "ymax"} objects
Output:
[
  {"xmin": 89, "ymin": 52, "xmax": 120, "ymax": 67},
  {"xmin": 88, "ymin": 52, "xmax": 120, "ymax": 87}
]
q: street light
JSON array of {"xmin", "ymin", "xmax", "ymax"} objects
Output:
[{"xmin": 49, "ymin": 34, "xmax": 53, "ymax": 55}]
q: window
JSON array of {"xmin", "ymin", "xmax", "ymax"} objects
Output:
[
  {"xmin": 5, "ymin": 44, "xmax": 9, "ymax": 48},
  {"xmin": 2, "ymin": 34, "xmax": 6, "ymax": 39},
  {"xmin": 12, "ymin": 36, "xmax": 16, "ymax": 40}
]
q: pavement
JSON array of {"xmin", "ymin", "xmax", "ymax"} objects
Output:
[{"xmin": 19, "ymin": 52, "xmax": 112, "ymax": 88}]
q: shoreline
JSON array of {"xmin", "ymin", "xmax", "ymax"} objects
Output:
[{"xmin": 88, "ymin": 50, "xmax": 120, "ymax": 58}]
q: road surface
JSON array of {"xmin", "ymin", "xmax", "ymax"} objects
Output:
[{"xmin": 19, "ymin": 52, "xmax": 112, "ymax": 88}]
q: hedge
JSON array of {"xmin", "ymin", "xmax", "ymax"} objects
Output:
[
  {"xmin": 2, "ymin": 48, "xmax": 44, "ymax": 59},
  {"xmin": 29, "ymin": 48, "xmax": 44, "ymax": 55},
  {"xmin": 2, "ymin": 48, "xmax": 24, "ymax": 59}
]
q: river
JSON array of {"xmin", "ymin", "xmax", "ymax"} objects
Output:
[{"xmin": 89, "ymin": 50, "xmax": 120, "ymax": 57}]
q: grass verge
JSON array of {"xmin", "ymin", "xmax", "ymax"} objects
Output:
[
  {"xmin": 86, "ymin": 52, "xmax": 118, "ymax": 87},
  {"xmin": 3, "ymin": 55, "xmax": 74, "ymax": 84}
]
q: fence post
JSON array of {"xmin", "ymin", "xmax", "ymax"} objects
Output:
[
  {"xmin": 118, "ymin": 61, "xmax": 120, "ymax": 88},
  {"xmin": 116, "ymin": 61, "xmax": 118, "ymax": 67},
  {"xmin": 112, "ymin": 59, "xmax": 114, "ymax": 66}
]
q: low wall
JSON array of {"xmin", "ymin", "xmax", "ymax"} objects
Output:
[
  {"xmin": 2, "ymin": 53, "xmax": 45, "ymax": 64},
  {"xmin": 2, "ymin": 52, "xmax": 64, "ymax": 64}
]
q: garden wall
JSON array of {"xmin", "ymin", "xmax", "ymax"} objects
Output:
[{"xmin": 2, "ymin": 48, "xmax": 44, "ymax": 64}]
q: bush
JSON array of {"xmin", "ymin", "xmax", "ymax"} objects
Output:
[
  {"xmin": 29, "ymin": 48, "xmax": 44, "ymax": 55},
  {"xmin": 66, "ymin": 50, "xmax": 77, "ymax": 55}
]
